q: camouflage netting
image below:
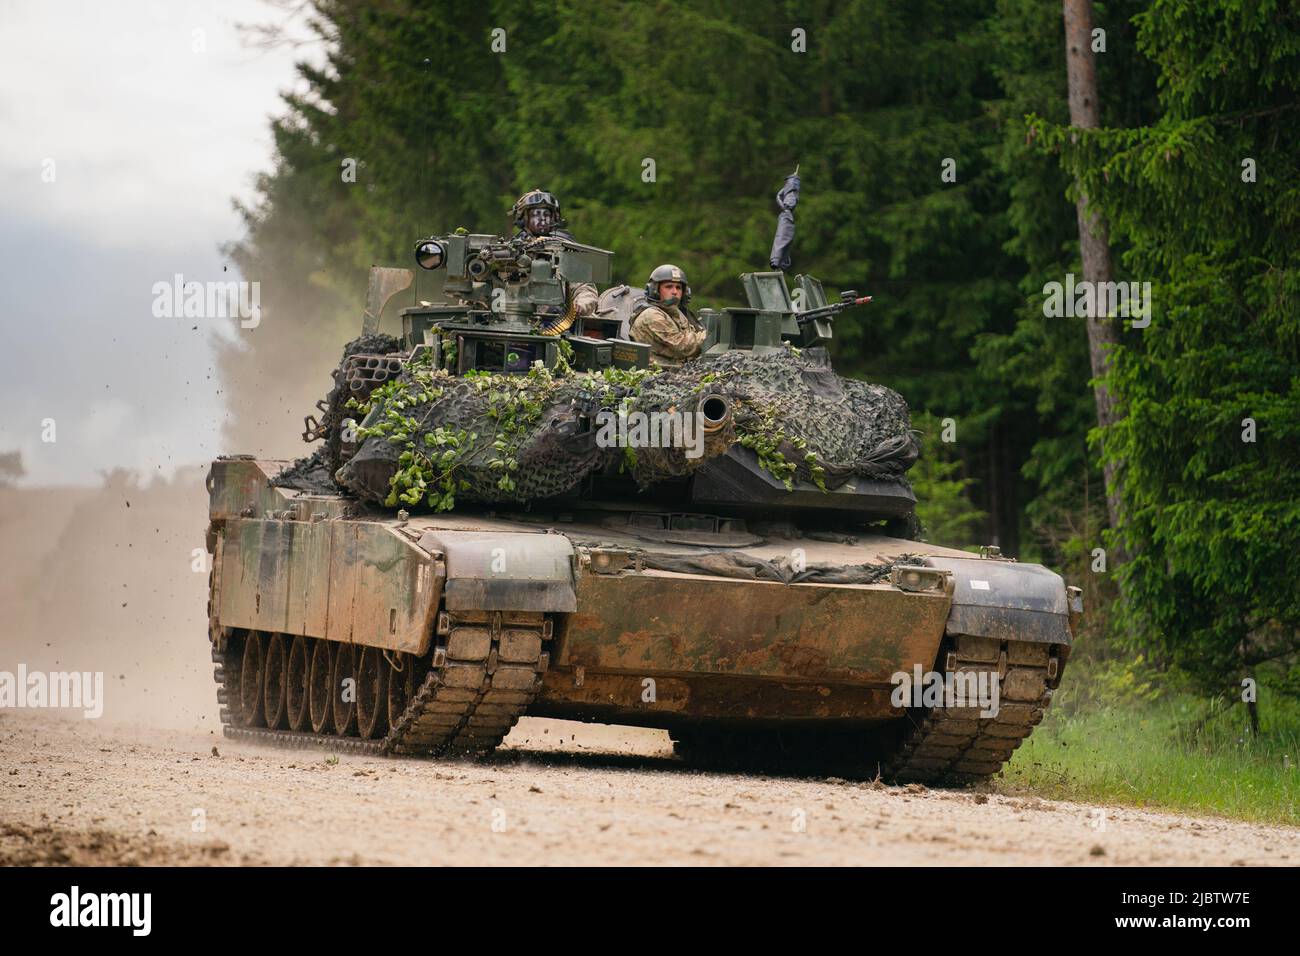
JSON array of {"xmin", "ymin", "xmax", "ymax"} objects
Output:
[
  {"xmin": 635, "ymin": 345, "xmax": 917, "ymax": 487},
  {"xmin": 276, "ymin": 337, "xmax": 917, "ymax": 511},
  {"xmin": 272, "ymin": 332, "xmax": 404, "ymax": 495}
]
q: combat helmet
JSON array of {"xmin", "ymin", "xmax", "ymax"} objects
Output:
[
  {"xmin": 644, "ymin": 263, "xmax": 692, "ymax": 308},
  {"xmin": 513, "ymin": 188, "xmax": 564, "ymax": 235}
]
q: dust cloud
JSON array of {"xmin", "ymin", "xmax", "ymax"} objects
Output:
[
  {"xmin": 0, "ymin": 239, "xmax": 378, "ymax": 732},
  {"xmin": 0, "ymin": 471, "xmax": 215, "ymax": 730}
]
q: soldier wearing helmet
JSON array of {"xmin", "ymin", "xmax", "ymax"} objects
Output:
[
  {"xmin": 512, "ymin": 189, "xmax": 576, "ymax": 241},
  {"xmin": 511, "ymin": 188, "xmax": 597, "ymax": 319},
  {"xmin": 629, "ymin": 264, "xmax": 706, "ymax": 366}
]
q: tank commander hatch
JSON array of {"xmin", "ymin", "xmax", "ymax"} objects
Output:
[{"xmin": 629, "ymin": 263, "xmax": 707, "ymax": 366}]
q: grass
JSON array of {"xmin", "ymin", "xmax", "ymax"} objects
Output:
[{"xmin": 997, "ymin": 663, "xmax": 1300, "ymax": 826}]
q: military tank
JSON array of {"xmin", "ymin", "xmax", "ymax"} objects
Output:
[{"xmin": 206, "ymin": 229, "xmax": 1079, "ymax": 783}]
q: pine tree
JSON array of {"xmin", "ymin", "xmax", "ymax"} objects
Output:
[{"xmin": 1033, "ymin": 0, "xmax": 1300, "ymax": 715}]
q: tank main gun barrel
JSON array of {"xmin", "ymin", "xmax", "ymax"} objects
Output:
[
  {"xmin": 698, "ymin": 394, "xmax": 731, "ymax": 434},
  {"xmin": 697, "ymin": 393, "xmax": 735, "ymax": 460}
]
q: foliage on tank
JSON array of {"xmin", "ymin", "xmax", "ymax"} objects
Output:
[{"xmin": 278, "ymin": 335, "xmax": 918, "ymax": 513}]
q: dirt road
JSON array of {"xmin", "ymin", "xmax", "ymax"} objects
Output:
[
  {"xmin": 3, "ymin": 712, "xmax": 1296, "ymax": 866},
  {"xmin": 2, "ymin": 485, "xmax": 1297, "ymax": 867}
]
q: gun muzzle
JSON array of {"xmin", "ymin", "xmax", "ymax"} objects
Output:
[{"xmin": 698, "ymin": 394, "xmax": 731, "ymax": 434}]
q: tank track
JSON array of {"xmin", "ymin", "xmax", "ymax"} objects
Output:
[
  {"xmin": 881, "ymin": 633, "xmax": 1063, "ymax": 785},
  {"xmin": 213, "ymin": 610, "xmax": 551, "ymax": 758},
  {"xmin": 668, "ymin": 634, "xmax": 1063, "ymax": 784},
  {"xmin": 386, "ymin": 610, "xmax": 551, "ymax": 756}
]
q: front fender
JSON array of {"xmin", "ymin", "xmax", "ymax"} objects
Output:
[
  {"xmin": 923, "ymin": 557, "xmax": 1075, "ymax": 645},
  {"xmin": 416, "ymin": 530, "xmax": 577, "ymax": 613}
]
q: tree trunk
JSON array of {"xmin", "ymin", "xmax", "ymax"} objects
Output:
[{"xmin": 1063, "ymin": 0, "xmax": 1124, "ymax": 538}]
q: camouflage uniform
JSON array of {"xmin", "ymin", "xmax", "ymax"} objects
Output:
[
  {"xmin": 568, "ymin": 281, "xmax": 599, "ymax": 318},
  {"xmin": 630, "ymin": 303, "xmax": 706, "ymax": 366}
]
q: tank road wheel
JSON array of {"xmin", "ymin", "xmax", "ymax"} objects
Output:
[
  {"xmin": 308, "ymin": 639, "xmax": 336, "ymax": 735},
  {"xmin": 239, "ymin": 631, "xmax": 267, "ymax": 727},
  {"xmin": 355, "ymin": 647, "xmax": 389, "ymax": 740},
  {"xmin": 332, "ymin": 643, "xmax": 359, "ymax": 736},
  {"xmin": 285, "ymin": 636, "xmax": 310, "ymax": 732},
  {"xmin": 215, "ymin": 612, "xmax": 547, "ymax": 758},
  {"xmin": 263, "ymin": 633, "xmax": 289, "ymax": 729},
  {"xmin": 386, "ymin": 652, "xmax": 412, "ymax": 730}
]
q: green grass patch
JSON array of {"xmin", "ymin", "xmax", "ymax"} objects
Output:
[{"xmin": 998, "ymin": 662, "xmax": 1300, "ymax": 825}]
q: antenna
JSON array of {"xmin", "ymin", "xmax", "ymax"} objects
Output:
[{"xmin": 421, "ymin": 57, "xmax": 433, "ymax": 230}]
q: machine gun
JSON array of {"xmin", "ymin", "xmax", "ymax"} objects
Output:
[
  {"xmin": 793, "ymin": 288, "xmax": 871, "ymax": 346},
  {"xmin": 699, "ymin": 272, "xmax": 871, "ymax": 354},
  {"xmin": 402, "ymin": 231, "xmax": 653, "ymax": 374},
  {"xmin": 413, "ymin": 231, "xmax": 608, "ymax": 323},
  {"xmin": 795, "ymin": 289, "xmax": 872, "ymax": 327}
]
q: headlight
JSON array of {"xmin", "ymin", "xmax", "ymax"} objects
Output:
[{"xmin": 891, "ymin": 565, "xmax": 947, "ymax": 592}]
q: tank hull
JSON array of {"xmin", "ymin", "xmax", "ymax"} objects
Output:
[{"xmin": 207, "ymin": 457, "xmax": 1075, "ymax": 781}]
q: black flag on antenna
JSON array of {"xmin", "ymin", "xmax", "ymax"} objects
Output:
[{"xmin": 768, "ymin": 166, "xmax": 801, "ymax": 271}]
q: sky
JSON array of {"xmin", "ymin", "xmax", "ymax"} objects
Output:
[{"xmin": 0, "ymin": 0, "xmax": 315, "ymax": 486}]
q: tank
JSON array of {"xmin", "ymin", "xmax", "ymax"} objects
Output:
[{"xmin": 206, "ymin": 230, "xmax": 1080, "ymax": 783}]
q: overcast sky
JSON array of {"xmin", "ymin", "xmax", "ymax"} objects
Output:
[{"xmin": 0, "ymin": 0, "xmax": 314, "ymax": 486}]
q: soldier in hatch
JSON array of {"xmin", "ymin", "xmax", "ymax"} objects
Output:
[
  {"xmin": 629, "ymin": 264, "xmax": 706, "ymax": 366},
  {"xmin": 510, "ymin": 188, "xmax": 598, "ymax": 325},
  {"xmin": 512, "ymin": 188, "xmax": 577, "ymax": 242}
]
